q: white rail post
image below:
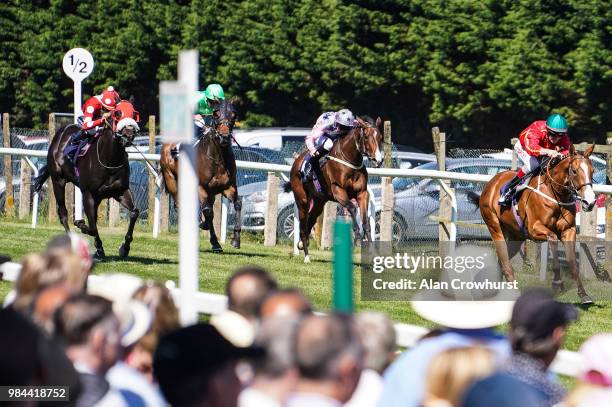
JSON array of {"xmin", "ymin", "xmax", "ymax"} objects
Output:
[
  {"xmin": 380, "ymin": 120, "xmax": 393, "ymax": 242},
  {"xmin": 220, "ymin": 196, "xmax": 228, "ymax": 244},
  {"xmin": 160, "ymin": 50, "xmax": 200, "ymax": 326},
  {"xmin": 23, "ymin": 157, "xmax": 39, "ymax": 228},
  {"xmin": 293, "ymin": 202, "xmax": 300, "ymax": 255},
  {"xmin": 264, "ymin": 171, "xmax": 279, "ymax": 247},
  {"xmin": 153, "ymin": 175, "xmax": 161, "ymax": 238}
]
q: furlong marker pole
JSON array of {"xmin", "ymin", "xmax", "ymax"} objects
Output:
[{"xmin": 178, "ymin": 51, "xmax": 199, "ymax": 325}]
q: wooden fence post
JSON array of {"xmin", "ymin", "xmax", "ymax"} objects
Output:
[
  {"xmin": 433, "ymin": 127, "xmax": 452, "ymax": 255},
  {"xmin": 66, "ymin": 183, "xmax": 74, "ymax": 224},
  {"xmin": 160, "ymin": 192, "xmax": 170, "ymax": 232},
  {"xmin": 380, "ymin": 120, "xmax": 394, "ymax": 242},
  {"xmin": 108, "ymin": 199, "xmax": 120, "ymax": 227},
  {"xmin": 264, "ymin": 171, "xmax": 279, "ymax": 247},
  {"xmin": 213, "ymin": 194, "xmax": 222, "ymax": 237},
  {"xmin": 48, "ymin": 113, "xmax": 57, "ymax": 222},
  {"xmin": 98, "ymin": 199, "xmax": 108, "ymax": 224},
  {"xmin": 2, "ymin": 113, "xmax": 14, "ymax": 216},
  {"xmin": 147, "ymin": 116, "xmax": 156, "ymax": 227},
  {"xmin": 511, "ymin": 137, "xmax": 518, "ymax": 170},
  {"xmin": 18, "ymin": 158, "xmax": 31, "ymax": 219},
  {"xmin": 578, "ymin": 207, "xmax": 598, "ymax": 279},
  {"xmin": 321, "ymin": 202, "xmax": 338, "ymax": 249}
]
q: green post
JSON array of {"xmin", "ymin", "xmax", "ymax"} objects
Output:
[{"xmin": 333, "ymin": 220, "xmax": 353, "ymax": 312}]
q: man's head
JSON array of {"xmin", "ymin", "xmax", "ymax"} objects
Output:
[
  {"xmin": 205, "ymin": 83, "xmax": 225, "ymax": 102},
  {"xmin": 226, "ymin": 266, "xmax": 278, "ymax": 322},
  {"xmin": 154, "ymin": 323, "xmax": 263, "ymax": 407},
  {"xmin": 54, "ymin": 294, "xmax": 121, "ymax": 375},
  {"xmin": 260, "ymin": 288, "xmax": 313, "ymax": 319},
  {"xmin": 510, "ymin": 288, "xmax": 577, "ymax": 363},
  {"xmin": 355, "ymin": 312, "xmax": 396, "ymax": 373},
  {"xmin": 252, "ymin": 316, "xmax": 300, "ymax": 380},
  {"xmin": 294, "ymin": 314, "xmax": 363, "ymax": 403},
  {"xmin": 100, "ymin": 86, "xmax": 121, "ymax": 110},
  {"xmin": 33, "ymin": 284, "xmax": 75, "ymax": 334},
  {"xmin": 335, "ymin": 109, "xmax": 356, "ymax": 134}
]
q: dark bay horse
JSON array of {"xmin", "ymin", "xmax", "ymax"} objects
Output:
[
  {"xmin": 159, "ymin": 99, "xmax": 240, "ymax": 252},
  {"xmin": 472, "ymin": 144, "xmax": 597, "ymax": 304},
  {"xmin": 34, "ymin": 100, "xmax": 141, "ymax": 259},
  {"xmin": 284, "ymin": 117, "xmax": 384, "ymax": 263}
]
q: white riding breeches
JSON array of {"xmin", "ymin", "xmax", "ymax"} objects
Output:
[{"xmin": 514, "ymin": 141, "xmax": 540, "ymax": 174}]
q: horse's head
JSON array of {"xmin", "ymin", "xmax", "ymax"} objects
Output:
[
  {"xmin": 211, "ymin": 98, "xmax": 237, "ymax": 147},
  {"xmin": 111, "ymin": 100, "xmax": 140, "ymax": 147},
  {"xmin": 568, "ymin": 144, "xmax": 596, "ymax": 212},
  {"xmin": 355, "ymin": 116, "xmax": 384, "ymax": 167}
]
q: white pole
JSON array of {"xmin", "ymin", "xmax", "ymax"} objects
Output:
[
  {"xmin": 220, "ymin": 197, "xmax": 228, "ymax": 243},
  {"xmin": 153, "ymin": 175, "xmax": 161, "ymax": 238},
  {"xmin": 293, "ymin": 202, "xmax": 300, "ymax": 255},
  {"xmin": 73, "ymin": 80, "xmax": 83, "ymax": 221},
  {"xmin": 178, "ymin": 50, "xmax": 199, "ymax": 326},
  {"xmin": 24, "ymin": 157, "xmax": 38, "ymax": 229}
]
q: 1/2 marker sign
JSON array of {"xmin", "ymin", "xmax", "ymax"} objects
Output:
[{"xmin": 62, "ymin": 48, "xmax": 94, "ymax": 82}]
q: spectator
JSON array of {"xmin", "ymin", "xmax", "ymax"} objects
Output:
[
  {"xmin": 32, "ymin": 284, "xmax": 74, "ymax": 334},
  {"xmin": 506, "ymin": 288, "xmax": 577, "ymax": 406},
  {"xmin": 226, "ymin": 265, "xmax": 278, "ymax": 323},
  {"xmin": 286, "ymin": 314, "xmax": 364, "ymax": 407},
  {"xmin": 10, "ymin": 253, "xmax": 46, "ymax": 312},
  {"xmin": 378, "ymin": 300, "xmax": 512, "ymax": 407},
  {"xmin": 562, "ymin": 333, "xmax": 612, "ymax": 407},
  {"xmin": 346, "ymin": 312, "xmax": 396, "ymax": 407},
  {"xmin": 461, "ymin": 372, "xmax": 541, "ymax": 407},
  {"xmin": 212, "ymin": 266, "xmax": 278, "ymax": 346},
  {"xmin": 46, "ymin": 232, "xmax": 94, "ymax": 278},
  {"xmin": 424, "ymin": 347, "xmax": 495, "ymax": 407},
  {"xmin": 129, "ymin": 281, "xmax": 180, "ymax": 383},
  {"xmin": 54, "ymin": 294, "xmax": 127, "ymax": 407},
  {"xmin": 89, "ymin": 274, "xmax": 165, "ymax": 407},
  {"xmin": 260, "ymin": 288, "xmax": 313, "ymax": 319},
  {"xmin": 154, "ymin": 323, "xmax": 264, "ymax": 407},
  {"xmin": 239, "ymin": 316, "xmax": 300, "ymax": 407}
]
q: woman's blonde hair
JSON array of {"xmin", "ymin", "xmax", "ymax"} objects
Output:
[
  {"xmin": 132, "ymin": 281, "xmax": 180, "ymax": 335},
  {"xmin": 425, "ymin": 346, "xmax": 496, "ymax": 407}
]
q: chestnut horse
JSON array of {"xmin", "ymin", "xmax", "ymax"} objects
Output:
[
  {"xmin": 159, "ymin": 99, "xmax": 239, "ymax": 252},
  {"xmin": 471, "ymin": 144, "xmax": 597, "ymax": 304},
  {"xmin": 33, "ymin": 100, "xmax": 141, "ymax": 259},
  {"xmin": 284, "ymin": 117, "xmax": 384, "ymax": 263}
]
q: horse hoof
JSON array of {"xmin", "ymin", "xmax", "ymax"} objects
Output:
[
  {"xmin": 579, "ymin": 293, "xmax": 594, "ymax": 305},
  {"xmin": 94, "ymin": 250, "xmax": 106, "ymax": 260},
  {"xmin": 199, "ymin": 222, "xmax": 209, "ymax": 231},
  {"xmin": 212, "ymin": 245, "xmax": 223, "ymax": 253},
  {"xmin": 118, "ymin": 243, "xmax": 129, "ymax": 258},
  {"xmin": 231, "ymin": 240, "xmax": 240, "ymax": 249},
  {"xmin": 551, "ymin": 280, "xmax": 565, "ymax": 293},
  {"xmin": 304, "ymin": 255, "xmax": 311, "ymax": 264},
  {"xmin": 297, "ymin": 241, "xmax": 304, "ymax": 250}
]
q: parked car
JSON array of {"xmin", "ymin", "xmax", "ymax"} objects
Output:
[
  {"xmin": 372, "ymin": 159, "xmax": 514, "ymax": 242},
  {"xmin": 232, "ymin": 127, "xmax": 311, "ymax": 151}
]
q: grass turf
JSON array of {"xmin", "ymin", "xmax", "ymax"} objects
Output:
[{"xmin": 1, "ymin": 219, "xmax": 611, "ymax": 354}]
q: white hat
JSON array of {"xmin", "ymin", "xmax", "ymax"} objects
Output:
[
  {"xmin": 88, "ymin": 274, "xmax": 152, "ymax": 347},
  {"xmin": 411, "ymin": 245, "xmax": 518, "ymax": 329},
  {"xmin": 210, "ymin": 310, "xmax": 255, "ymax": 347}
]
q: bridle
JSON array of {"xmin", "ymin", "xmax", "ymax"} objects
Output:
[
  {"xmin": 335, "ymin": 122, "xmax": 380, "ymax": 167},
  {"xmin": 543, "ymin": 153, "xmax": 592, "ymax": 200}
]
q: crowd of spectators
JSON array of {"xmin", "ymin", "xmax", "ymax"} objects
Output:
[{"xmin": 1, "ymin": 233, "xmax": 611, "ymax": 406}]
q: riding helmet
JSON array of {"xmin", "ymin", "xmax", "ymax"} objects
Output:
[
  {"xmin": 335, "ymin": 109, "xmax": 355, "ymax": 128},
  {"xmin": 100, "ymin": 86, "xmax": 120, "ymax": 110},
  {"xmin": 546, "ymin": 114, "xmax": 568, "ymax": 133},
  {"xmin": 204, "ymin": 84, "xmax": 225, "ymax": 101}
]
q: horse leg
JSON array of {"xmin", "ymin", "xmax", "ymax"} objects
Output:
[
  {"xmin": 561, "ymin": 229, "xmax": 592, "ymax": 304},
  {"xmin": 223, "ymin": 185, "xmax": 241, "ymax": 249},
  {"xmin": 115, "ymin": 189, "xmax": 140, "ymax": 258},
  {"xmin": 80, "ymin": 192, "xmax": 105, "ymax": 259},
  {"xmin": 482, "ymin": 211, "xmax": 515, "ymax": 281},
  {"xmin": 549, "ymin": 240, "xmax": 564, "ymax": 293},
  {"xmin": 331, "ymin": 185, "xmax": 362, "ymax": 244},
  {"xmin": 356, "ymin": 190, "xmax": 371, "ymax": 243},
  {"xmin": 51, "ymin": 177, "xmax": 70, "ymax": 232},
  {"xmin": 202, "ymin": 195, "xmax": 222, "ymax": 253}
]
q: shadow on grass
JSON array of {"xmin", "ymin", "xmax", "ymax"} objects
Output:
[{"xmin": 99, "ymin": 256, "xmax": 178, "ymax": 265}]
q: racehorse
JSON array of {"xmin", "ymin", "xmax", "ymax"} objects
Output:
[
  {"xmin": 471, "ymin": 144, "xmax": 597, "ymax": 304},
  {"xmin": 33, "ymin": 100, "xmax": 141, "ymax": 259},
  {"xmin": 284, "ymin": 116, "xmax": 384, "ymax": 263},
  {"xmin": 159, "ymin": 98, "xmax": 239, "ymax": 253}
]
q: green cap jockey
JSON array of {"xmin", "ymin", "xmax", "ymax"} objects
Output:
[
  {"xmin": 545, "ymin": 113, "xmax": 568, "ymax": 133},
  {"xmin": 195, "ymin": 83, "xmax": 225, "ymax": 116}
]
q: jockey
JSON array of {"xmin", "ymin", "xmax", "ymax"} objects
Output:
[
  {"xmin": 301, "ymin": 109, "xmax": 356, "ymax": 182},
  {"xmin": 194, "ymin": 83, "xmax": 225, "ymax": 137},
  {"xmin": 66, "ymin": 86, "xmax": 121, "ymax": 164},
  {"xmin": 499, "ymin": 113, "xmax": 571, "ymax": 205}
]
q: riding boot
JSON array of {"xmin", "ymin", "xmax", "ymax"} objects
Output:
[
  {"xmin": 301, "ymin": 153, "xmax": 313, "ymax": 183},
  {"xmin": 498, "ymin": 175, "xmax": 523, "ymax": 205}
]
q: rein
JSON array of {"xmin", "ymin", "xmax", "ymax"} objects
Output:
[
  {"xmin": 331, "ymin": 125, "xmax": 370, "ymax": 170},
  {"xmin": 542, "ymin": 154, "xmax": 591, "ymax": 204},
  {"xmin": 96, "ymin": 127, "xmax": 129, "ymax": 170}
]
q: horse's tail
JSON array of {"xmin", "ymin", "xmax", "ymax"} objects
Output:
[
  {"xmin": 467, "ymin": 191, "xmax": 481, "ymax": 206},
  {"xmin": 282, "ymin": 181, "xmax": 292, "ymax": 193},
  {"xmin": 33, "ymin": 165, "xmax": 50, "ymax": 193}
]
